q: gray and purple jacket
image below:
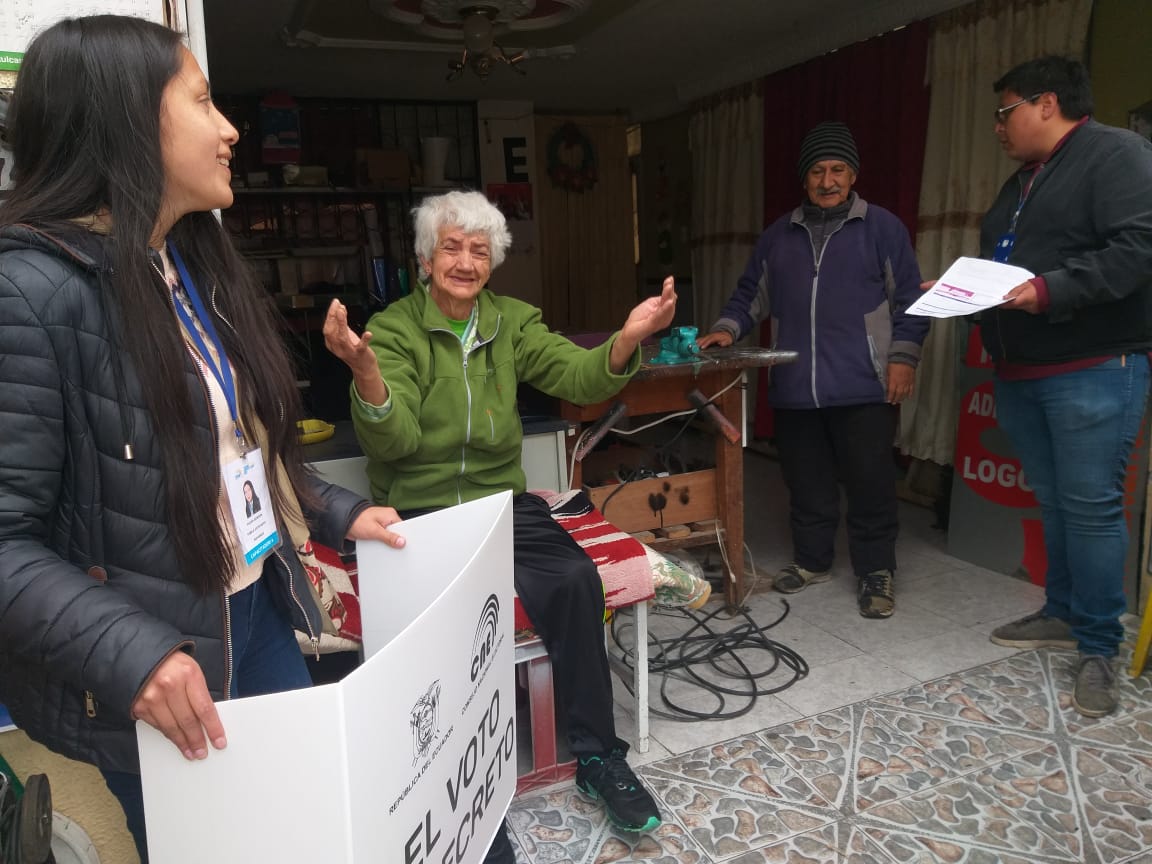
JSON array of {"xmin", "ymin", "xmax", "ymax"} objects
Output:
[{"xmin": 712, "ymin": 193, "xmax": 928, "ymax": 409}]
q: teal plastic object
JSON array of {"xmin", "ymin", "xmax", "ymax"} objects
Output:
[{"xmin": 651, "ymin": 326, "xmax": 701, "ymax": 364}]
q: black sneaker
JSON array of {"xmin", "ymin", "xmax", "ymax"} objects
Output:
[
  {"xmin": 576, "ymin": 749, "xmax": 661, "ymax": 832},
  {"xmin": 858, "ymin": 570, "xmax": 895, "ymax": 618}
]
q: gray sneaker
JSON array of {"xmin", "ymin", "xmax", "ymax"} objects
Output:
[
  {"xmin": 775, "ymin": 563, "xmax": 831, "ymax": 594},
  {"xmin": 1072, "ymin": 654, "xmax": 1117, "ymax": 717},
  {"xmin": 989, "ymin": 610, "xmax": 1077, "ymax": 650}
]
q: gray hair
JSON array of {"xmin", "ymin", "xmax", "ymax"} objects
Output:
[{"xmin": 412, "ymin": 190, "xmax": 512, "ymax": 269}]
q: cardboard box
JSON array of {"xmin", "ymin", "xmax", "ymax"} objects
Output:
[{"xmin": 355, "ymin": 147, "xmax": 410, "ymax": 188}]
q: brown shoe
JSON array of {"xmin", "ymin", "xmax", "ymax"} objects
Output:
[
  {"xmin": 774, "ymin": 563, "xmax": 831, "ymax": 594},
  {"xmin": 858, "ymin": 570, "xmax": 895, "ymax": 619}
]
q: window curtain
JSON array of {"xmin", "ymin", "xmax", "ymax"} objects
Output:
[
  {"xmin": 901, "ymin": 0, "xmax": 1094, "ymax": 464},
  {"xmin": 754, "ymin": 22, "xmax": 932, "ymax": 438},
  {"xmin": 688, "ymin": 83, "xmax": 764, "ymax": 334}
]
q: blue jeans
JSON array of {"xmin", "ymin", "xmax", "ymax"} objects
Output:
[
  {"xmin": 994, "ymin": 354, "xmax": 1150, "ymax": 657},
  {"xmin": 103, "ymin": 576, "xmax": 313, "ymax": 863}
]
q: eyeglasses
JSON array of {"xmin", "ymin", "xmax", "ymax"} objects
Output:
[{"xmin": 994, "ymin": 94, "xmax": 1042, "ymax": 124}]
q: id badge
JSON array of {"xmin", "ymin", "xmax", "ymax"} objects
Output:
[
  {"xmin": 993, "ymin": 232, "xmax": 1015, "ymax": 263},
  {"xmin": 224, "ymin": 448, "xmax": 280, "ymax": 565}
]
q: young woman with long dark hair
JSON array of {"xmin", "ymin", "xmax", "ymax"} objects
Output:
[{"xmin": 0, "ymin": 16, "xmax": 405, "ymax": 861}]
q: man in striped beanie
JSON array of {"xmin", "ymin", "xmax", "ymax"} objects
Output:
[
  {"xmin": 699, "ymin": 121, "xmax": 928, "ymax": 619},
  {"xmin": 796, "ymin": 120, "xmax": 860, "ymax": 184}
]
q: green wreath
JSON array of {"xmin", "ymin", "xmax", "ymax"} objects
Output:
[{"xmin": 546, "ymin": 123, "xmax": 598, "ymax": 193}]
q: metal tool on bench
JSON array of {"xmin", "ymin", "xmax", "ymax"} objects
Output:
[
  {"xmin": 573, "ymin": 400, "xmax": 628, "ymax": 462},
  {"xmin": 650, "ymin": 326, "xmax": 702, "ymax": 365},
  {"xmin": 687, "ymin": 388, "xmax": 741, "ymax": 445}
]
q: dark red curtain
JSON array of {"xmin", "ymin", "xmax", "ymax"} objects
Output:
[{"xmin": 754, "ymin": 20, "xmax": 931, "ymax": 438}]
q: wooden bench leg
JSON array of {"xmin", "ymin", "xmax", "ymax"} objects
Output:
[
  {"xmin": 634, "ymin": 603, "xmax": 649, "ymax": 753},
  {"xmin": 525, "ymin": 654, "xmax": 558, "ymax": 771},
  {"xmin": 514, "ymin": 641, "xmax": 577, "ymax": 795}
]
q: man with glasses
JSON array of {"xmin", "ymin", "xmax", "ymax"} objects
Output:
[{"xmin": 979, "ymin": 56, "xmax": 1152, "ymax": 716}]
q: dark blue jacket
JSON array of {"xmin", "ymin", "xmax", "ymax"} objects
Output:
[
  {"xmin": 713, "ymin": 194, "xmax": 928, "ymax": 409},
  {"xmin": 0, "ymin": 225, "xmax": 370, "ymax": 773}
]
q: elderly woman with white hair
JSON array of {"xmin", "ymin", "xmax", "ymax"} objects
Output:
[{"xmin": 324, "ymin": 189, "xmax": 675, "ymax": 860}]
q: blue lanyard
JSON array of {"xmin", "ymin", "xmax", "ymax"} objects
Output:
[
  {"xmin": 1009, "ymin": 164, "xmax": 1043, "ymax": 233},
  {"xmin": 167, "ymin": 242, "xmax": 246, "ymax": 450}
]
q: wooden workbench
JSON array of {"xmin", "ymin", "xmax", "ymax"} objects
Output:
[{"xmin": 558, "ymin": 347, "xmax": 796, "ymax": 606}]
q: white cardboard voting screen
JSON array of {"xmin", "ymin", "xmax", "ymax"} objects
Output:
[{"xmin": 137, "ymin": 491, "xmax": 516, "ymax": 864}]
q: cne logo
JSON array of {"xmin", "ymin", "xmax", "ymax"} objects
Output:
[{"xmin": 470, "ymin": 594, "xmax": 500, "ymax": 683}]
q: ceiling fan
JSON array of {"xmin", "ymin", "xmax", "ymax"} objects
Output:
[
  {"xmin": 445, "ymin": 8, "xmax": 580, "ymax": 81},
  {"xmin": 367, "ymin": 0, "xmax": 581, "ymax": 81},
  {"xmin": 282, "ymin": 0, "xmax": 580, "ymax": 79}
]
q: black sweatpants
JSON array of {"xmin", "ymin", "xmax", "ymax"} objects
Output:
[
  {"xmin": 401, "ymin": 492, "xmax": 622, "ymax": 757},
  {"xmin": 510, "ymin": 492, "xmax": 623, "ymax": 756},
  {"xmin": 774, "ymin": 403, "xmax": 899, "ymax": 578}
]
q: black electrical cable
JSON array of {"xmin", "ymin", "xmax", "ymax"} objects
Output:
[
  {"xmin": 597, "ymin": 410, "xmax": 698, "ymax": 522},
  {"xmin": 609, "ymin": 599, "xmax": 809, "ymax": 721}
]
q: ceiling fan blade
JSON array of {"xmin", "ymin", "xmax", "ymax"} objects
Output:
[{"xmin": 520, "ymin": 44, "xmax": 577, "ymax": 60}]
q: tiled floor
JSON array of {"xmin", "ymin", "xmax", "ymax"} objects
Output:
[{"xmin": 507, "ymin": 452, "xmax": 1152, "ymax": 863}]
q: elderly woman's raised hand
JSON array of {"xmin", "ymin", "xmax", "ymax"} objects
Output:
[
  {"xmin": 623, "ymin": 276, "xmax": 678, "ymax": 342},
  {"xmin": 609, "ymin": 276, "xmax": 677, "ymax": 373},
  {"xmin": 323, "ymin": 299, "xmax": 388, "ymax": 405}
]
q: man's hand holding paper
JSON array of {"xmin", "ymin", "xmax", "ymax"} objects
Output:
[{"xmin": 907, "ymin": 256, "xmax": 1036, "ymax": 318}]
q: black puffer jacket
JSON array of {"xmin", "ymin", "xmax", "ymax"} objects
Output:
[{"xmin": 0, "ymin": 225, "xmax": 368, "ymax": 772}]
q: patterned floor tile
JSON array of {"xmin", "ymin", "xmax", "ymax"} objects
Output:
[
  {"xmin": 641, "ymin": 736, "xmax": 832, "ymax": 808},
  {"xmin": 861, "ymin": 824, "xmax": 1072, "ymax": 864},
  {"xmin": 508, "ymin": 786, "xmax": 606, "ymax": 864},
  {"xmin": 723, "ymin": 821, "xmax": 899, "ymax": 863},
  {"xmin": 650, "ymin": 784, "xmax": 837, "ymax": 860},
  {"xmin": 871, "ymin": 652, "xmax": 1056, "ymax": 732},
  {"xmin": 510, "ymin": 641, "xmax": 1152, "ymax": 864},
  {"xmin": 588, "ymin": 821, "xmax": 710, "ymax": 864},
  {"xmin": 1071, "ymin": 746, "xmax": 1152, "ymax": 864},
  {"xmin": 870, "ymin": 707, "xmax": 1052, "ymax": 776},
  {"xmin": 861, "ymin": 758, "xmax": 1083, "ymax": 862},
  {"xmin": 963, "ymin": 745, "xmax": 1082, "ymax": 858},
  {"xmin": 1071, "ymin": 709, "xmax": 1152, "ymax": 756},
  {"xmin": 759, "ymin": 705, "xmax": 950, "ymax": 814}
]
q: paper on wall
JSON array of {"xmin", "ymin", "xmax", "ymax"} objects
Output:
[{"xmin": 1, "ymin": 1, "xmax": 173, "ymax": 71}]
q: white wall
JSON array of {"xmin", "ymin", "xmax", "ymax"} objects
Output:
[{"xmin": 476, "ymin": 100, "xmax": 543, "ymax": 308}]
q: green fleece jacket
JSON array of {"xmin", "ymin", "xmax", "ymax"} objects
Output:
[{"xmin": 351, "ymin": 287, "xmax": 640, "ymax": 510}]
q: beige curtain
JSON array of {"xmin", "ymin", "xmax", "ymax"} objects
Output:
[
  {"xmin": 900, "ymin": 0, "xmax": 1093, "ymax": 464},
  {"xmin": 534, "ymin": 114, "xmax": 634, "ymax": 332},
  {"xmin": 688, "ymin": 83, "xmax": 764, "ymax": 332}
]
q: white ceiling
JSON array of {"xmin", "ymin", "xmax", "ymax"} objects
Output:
[{"xmin": 203, "ymin": 0, "xmax": 970, "ymax": 119}]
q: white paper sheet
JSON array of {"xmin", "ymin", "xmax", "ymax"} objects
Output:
[
  {"xmin": 907, "ymin": 256, "xmax": 1036, "ymax": 319},
  {"xmin": 138, "ymin": 491, "xmax": 515, "ymax": 864}
]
